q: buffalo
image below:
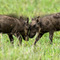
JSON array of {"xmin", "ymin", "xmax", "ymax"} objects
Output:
[
  {"xmin": 0, "ymin": 14, "xmax": 29, "ymax": 44},
  {"xmin": 29, "ymin": 13, "xmax": 60, "ymax": 45}
]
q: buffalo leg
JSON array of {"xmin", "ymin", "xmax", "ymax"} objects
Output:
[
  {"xmin": 8, "ymin": 34, "xmax": 14, "ymax": 44},
  {"xmin": 15, "ymin": 33, "xmax": 22, "ymax": 45},
  {"xmin": 34, "ymin": 33, "xmax": 44, "ymax": 45},
  {"xmin": 17, "ymin": 35, "xmax": 22, "ymax": 45},
  {"xmin": 49, "ymin": 31, "xmax": 54, "ymax": 44}
]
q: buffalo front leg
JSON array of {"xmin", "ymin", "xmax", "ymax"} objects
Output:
[
  {"xmin": 49, "ymin": 31, "xmax": 54, "ymax": 44},
  {"xmin": 34, "ymin": 33, "xmax": 44, "ymax": 45},
  {"xmin": 8, "ymin": 34, "xmax": 14, "ymax": 44}
]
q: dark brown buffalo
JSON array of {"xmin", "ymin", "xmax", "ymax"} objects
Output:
[
  {"xmin": 0, "ymin": 15, "xmax": 29, "ymax": 44},
  {"xmin": 29, "ymin": 13, "xmax": 60, "ymax": 45}
]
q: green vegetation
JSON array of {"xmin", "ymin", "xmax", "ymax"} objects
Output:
[{"xmin": 0, "ymin": 0, "xmax": 60, "ymax": 60}]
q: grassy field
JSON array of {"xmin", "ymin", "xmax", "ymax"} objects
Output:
[{"xmin": 0, "ymin": 0, "xmax": 60, "ymax": 60}]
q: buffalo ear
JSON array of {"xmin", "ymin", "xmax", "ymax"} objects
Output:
[
  {"xmin": 24, "ymin": 17, "xmax": 29, "ymax": 24},
  {"xmin": 36, "ymin": 16, "xmax": 40, "ymax": 23},
  {"xmin": 20, "ymin": 16, "xmax": 23, "ymax": 20},
  {"xmin": 27, "ymin": 17, "xmax": 29, "ymax": 24},
  {"xmin": 37, "ymin": 16, "xmax": 40, "ymax": 18},
  {"xmin": 36, "ymin": 19, "xmax": 39, "ymax": 23}
]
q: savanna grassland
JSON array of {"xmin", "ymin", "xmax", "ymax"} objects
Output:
[{"xmin": 0, "ymin": 0, "xmax": 60, "ymax": 60}]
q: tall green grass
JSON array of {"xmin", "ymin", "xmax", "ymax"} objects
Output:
[{"xmin": 0, "ymin": 0, "xmax": 60, "ymax": 60}]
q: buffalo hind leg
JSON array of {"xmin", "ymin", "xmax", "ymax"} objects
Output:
[
  {"xmin": 34, "ymin": 33, "xmax": 44, "ymax": 45},
  {"xmin": 15, "ymin": 33, "xmax": 22, "ymax": 45},
  {"xmin": 49, "ymin": 31, "xmax": 54, "ymax": 44},
  {"xmin": 17, "ymin": 35, "xmax": 22, "ymax": 45},
  {"xmin": 8, "ymin": 34, "xmax": 14, "ymax": 44}
]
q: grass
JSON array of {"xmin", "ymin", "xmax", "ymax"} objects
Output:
[{"xmin": 0, "ymin": 0, "xmax": 60, "ymax": 60}]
